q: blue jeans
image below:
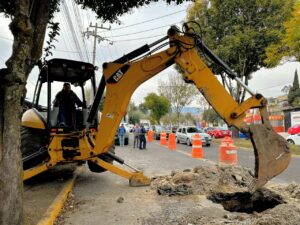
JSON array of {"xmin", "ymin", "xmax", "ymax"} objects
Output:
[{"xmin": 119, "ymin": 135, "xmax": 125, "ymax": 147}]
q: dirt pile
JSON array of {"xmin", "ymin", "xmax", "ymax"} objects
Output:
[
  {"xmin": 151, "ymin": 164, "xmax": 253, "ymax": 196},
  {"xmin": 148, "ymin": 165, "xmax": 300, "ymax": 225}
]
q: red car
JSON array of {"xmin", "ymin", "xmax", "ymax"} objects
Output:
[
  {"xmin": 205, "ymin": 127, "xmax": 232, "ymax": 138},
  {"xmin": 288, "ymin": 124, "xmax": 300, "ymax": 135}
]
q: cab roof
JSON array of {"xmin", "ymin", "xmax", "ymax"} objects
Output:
[{"xmin": 39, "ymin": 58, "xmax": 96, "ymax": 84}]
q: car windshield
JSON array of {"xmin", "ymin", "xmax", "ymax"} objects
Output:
[{"xmin": 187, "ymin": 127, "xmax": 198, "ymax": 133}]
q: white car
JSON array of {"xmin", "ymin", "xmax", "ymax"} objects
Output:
[
  {"xmin": 176, "ymin": 126, "xmax": 212, "ymax": 146},
  {"xmin": 286, "ymin": 134, "xmax": 300, "ymax": 145}
]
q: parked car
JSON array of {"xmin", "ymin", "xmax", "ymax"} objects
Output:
[
  {"xmin": 152, "ymin": 125, "xmax": 171, "ymax": 140},
  {"xmin": 205, "ymin": 127, "xmax": 232, "ymax": 138},
  {"xmin": 286, "ymin": 134, "xmax": 300, "ymax": 145},
  {"xmin": 176, "ymin": 126, "xmax": 212, "ymax": 146},
  {"xmin": 288, "ymin": 124, "xmax": 300, "ymax": 135}
]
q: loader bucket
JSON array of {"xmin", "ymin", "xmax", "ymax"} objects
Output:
[{"xmin": 248, "ymin": 124, "xmax": 291, "ymax": 192}]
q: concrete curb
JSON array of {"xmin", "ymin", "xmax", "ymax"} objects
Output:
[{"xmin": 37, "ymin": 167, "xmax": 82, "ymax": 225}]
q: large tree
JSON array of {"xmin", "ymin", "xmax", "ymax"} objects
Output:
[
  {"xmin": 288, "ymin": 69, "xmax": 300, "ymax": 107},
  {"xmin": 265, "ymin": 1, "xmax": 300, "ymax": 66},
  {"xmin": 144, "ymin": 93, "xmax": 170, "ymax": 124},
  {"xmin": 0, "ymin": 0, "xmax": 189, "ymax": 224},
  {"xmin": 187, "ymin": 0, "xmax": 294, "ymax": 103},
  {"xmin": 158, "ymin": 72, "xmax": 199, "ymax": 125}
]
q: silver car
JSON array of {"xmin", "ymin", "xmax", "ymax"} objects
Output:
[{"xmin": 176, "ymin": 126, "xmax": 212, "ymax": 146}]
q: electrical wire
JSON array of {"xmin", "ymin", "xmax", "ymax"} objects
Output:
[
  {"xmin": 106, "ymin": 9, "xmax": 186, "ymax": 31},
  {"xmin": 104, "ymin": 22, "xmax": 182, "ymax": 38}
]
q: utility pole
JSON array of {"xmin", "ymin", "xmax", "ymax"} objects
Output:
[{"xmin": 83, "ymin": 23, "xmax": 112, "ymax": 65}]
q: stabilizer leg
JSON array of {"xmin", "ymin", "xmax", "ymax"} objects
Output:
[{"xmin": 91, "ymin": 157, "xmax": 151, "ymax": 187}]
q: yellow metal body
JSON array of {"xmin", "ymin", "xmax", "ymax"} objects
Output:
[
  {"xmin": 23, "ymin": 27, "xmax": 290, "ymax": 190},
  {"xmin": 22, "ymin": 109, "xmax": 46, "ymax": 129}
]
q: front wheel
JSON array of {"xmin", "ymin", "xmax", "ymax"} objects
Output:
[{"xmin": 187, "ymin": 138, "xmax": 192, "ymax": 146}]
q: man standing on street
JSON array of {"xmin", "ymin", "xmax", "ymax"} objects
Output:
[
  {"xmin": 133, "ymin": 124, "xmax": 140, "ymax": 148},
  {"xmin": 118, "ymin": 124, "xmax": 126, "ymax": 147},
  {"xmin": 139, "ymin": 124, "xmax": 147, "ymax": 150}
]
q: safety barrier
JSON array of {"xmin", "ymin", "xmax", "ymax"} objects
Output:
[
  {"xmin": 219, "ymin": 137, "xmax": 237, "ymax": 165},
  {"xmin": 168, "ymin": 133, "xmax": 176, "ymax": 150},
  {"xmin": 191, "ymin": 133, "xmax": 203, "ymax": 158},
  {"xmin": 147, "ymin": 130, "xmax": 153, "ymax": 142},
  {"xmin": 160, "ymin": 132, "xmax": 167, "ymax": 145}
]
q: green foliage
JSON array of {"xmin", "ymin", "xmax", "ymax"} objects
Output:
[
  {"xmin": 202, "ymin": 108, "xmax": 221, "ymax": 125},
  {"xmin": 265, "ymin": 1, "xmax": 300, "ymax": 66},
  {"xmin": 158, "ymin": 72, "xmax": 199, "ymax": 124},
  {"xmin": 43, "ymin": 22, "xmax": 60, "ymax": 61},
  {"xmin": 288, "ymin": 70, "xmax": 300, "ymax": 106},
  {"xmin": 138, "ymin": 102, "xmax": 148, "ymax": 114},
  {"xmin": 144, "ymin": 92, "xmax": 170, "ymax": 124},
  {"xmin": 187, "ymin": 0, "xmax": 294, "ymax": 102},
  {"xmin": 127, "ymin": 102, "xmax": 144, "ymax": 124}
]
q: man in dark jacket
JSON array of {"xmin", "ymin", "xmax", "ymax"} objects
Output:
[
  {"xmin": 139, "ymin": 124, "xmax": 147, "ymax": 150},
  {"xmin": 54, "ymin": 83, "xmax": 85, "ymax": 126}
]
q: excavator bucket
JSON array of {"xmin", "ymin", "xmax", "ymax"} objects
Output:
[{"xmin": 248, "ymin": 124, "xmax": 291, "ymax": 191}]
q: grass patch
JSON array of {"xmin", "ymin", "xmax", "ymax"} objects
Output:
[{"xmin": 213, "ymin": 138, "xmax": 300, "ymax": 156}]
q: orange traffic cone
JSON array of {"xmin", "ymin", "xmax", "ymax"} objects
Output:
[
  {"xmin": 160, "ymin": 132, "xmax": 167, "ymax": 145},
  {"xmin": 219, "ymin": 137, "xmax": 237, "ymax": 165},
  {"xmin": 147, "ymin": 130, "xmax": 153, "ymax": 142},
  {"xmin": 191, "ymin": 133, "xmax": 203, "ymax": 158},
  {"xmin": 168, "ymin": 133, "xmax": 176, "ymax": 150}
]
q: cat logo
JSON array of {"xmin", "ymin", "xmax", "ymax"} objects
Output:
[
  {"xmin": 113, "ymin": 69, "xmax": 124, "ymax": 82},
  {"xmin": 107, "ymin": 64, "xmax": 130, "ymax": 84}
]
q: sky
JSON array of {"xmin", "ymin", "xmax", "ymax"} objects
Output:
[{"xmin": 0, "ymin": 0, "xmax": 299, "ymax": 106}]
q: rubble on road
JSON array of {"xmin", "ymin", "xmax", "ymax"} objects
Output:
[
  {"xmin": 148, "ymin": 165, "xmax": 300, "ymax": 225},
  {"xmin": 151, "ymin": 164, "xmax": 253, "ymax": 196}
]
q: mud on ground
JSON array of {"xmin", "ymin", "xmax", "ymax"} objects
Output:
[{"xmin": 148, "ymin": 164, "xmax": 300, "ymax": 225}]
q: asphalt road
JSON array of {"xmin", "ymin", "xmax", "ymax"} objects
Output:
[
  {"xmin": 60, "ymin": 136, "xmax": 300, "ymax": 225},
  {"xmin": 154, "ymin": 139, "xmax": 300, "ymax": 184}
]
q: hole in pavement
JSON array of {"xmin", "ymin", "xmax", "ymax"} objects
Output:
[{"xmin": 207, "ymin": 189, "xmax": 285, "ymax": 214}]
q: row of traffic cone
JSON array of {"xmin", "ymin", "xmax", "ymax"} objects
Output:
[
  {"xmin": 147, "ymin": 131, "xmax": 237, "ymax": 165},
  {"xmin": 191, "ymin": 134, "xmax": 237, "ymax": 165}
]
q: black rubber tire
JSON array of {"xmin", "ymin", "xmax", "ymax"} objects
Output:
[
  {"xmin": 187, "ymin": 138, "xmax": 192, "ymax": 146},
  {"xmin": 88, "ymin": 146, "xmax": 115, "ymax": 173},
  {"xmin": 21, "ymin": 126, "xmax": 48, "ymax": 170},
  {"xmin": 206, "ymin": 143, "xmax": 211, "ymax": 147},
  {"xmin": 287, "ymin": 139, "xmax": 295, "ymax": 145}
]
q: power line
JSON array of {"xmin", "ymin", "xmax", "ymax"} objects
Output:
[
  {"xmin": 105, "ymin": 22, "xmax": 182, "ymax": 38},
  {"xmin": 0, "ymin": 35, "xmax": 13, "ymax": 41},
  {"xmin": 0, "ymin": 55, "xmax": 5, "ymax": 63},
  {"xmin": 61, "ymin": 0, "xmax": 85, "ymax": 61},
  {"xmin": 113, "ymin": 34, "xmax": 165, "ymax": 42},
  {"xmin": 106, "ymin": 9, "xmax": 186, "ymax": 31}
]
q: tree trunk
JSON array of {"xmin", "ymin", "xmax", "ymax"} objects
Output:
[
  {"xmin": 0, "ymin": 1, "xmax": 51, "ymax": 224},
  {"xmin": 0, "ymin": 83, "xmax": 25, "ymax": 225}
]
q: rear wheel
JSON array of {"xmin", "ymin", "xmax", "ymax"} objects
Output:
[
  {"xmin": 287, "ymin": 139, "xmax": 295, "ymax": 145},
  {"xmin": 21, "ymin": 127, "xmax": 48, "ymax": 170}
]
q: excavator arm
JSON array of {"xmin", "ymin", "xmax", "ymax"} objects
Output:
[{"xmin": 89, "ymin": 24, "xmax": 290, "ymax": 191}]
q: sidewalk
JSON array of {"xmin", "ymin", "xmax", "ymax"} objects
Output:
[{"xmin": 24, "ymin": 165, "xmax": 76, "ymax": 225}]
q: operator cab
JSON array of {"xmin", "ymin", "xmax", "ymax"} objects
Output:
[{"xmin": 30, "ymin": 58, "xmax": 98, "ymax": 132}]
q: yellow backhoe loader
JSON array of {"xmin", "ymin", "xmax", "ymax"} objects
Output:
[{"xmin": 21, "ymin": 23, "xmax": 291, "ymax": 191}]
